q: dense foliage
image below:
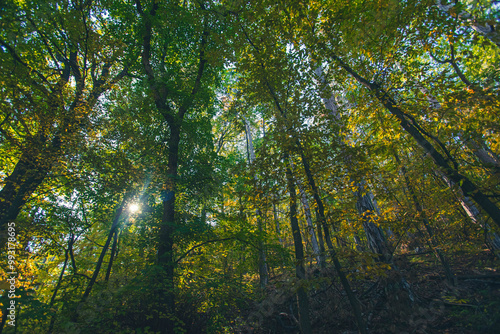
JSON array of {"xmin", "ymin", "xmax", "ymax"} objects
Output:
[{"xmin": 1, "ymin": 0, "xmax": 499, "ymax": 333}]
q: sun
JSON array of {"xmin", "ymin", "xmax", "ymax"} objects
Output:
[{"xmin": 129, "ymin": 203, "xmax": 140, "ymax": 213}]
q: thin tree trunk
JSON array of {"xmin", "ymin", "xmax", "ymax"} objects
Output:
[
  {"xmin": 80, "ymin": 196, "xmax": 128, "ymax": 303},
  {"xmin": 296, "ymin": 151, "xmax": 368, "ymax": 334},
  {"xmin": 273, "ymin": 201, "xmax": 283, "ymax": 244},
  {"xmin": 297, "ymin": 169, "xmax": 324, "ymax": 267},
  {"xmin": 48, "ymin": 236, "xmax": 73, "ymax": 333},
  {"xmin": 284, "ymin": 153, "xmax": 312, "ymax": 334},
  {"xmin": 243, "ymin": 115, "xmax": 268, "ymax": 288},
  {"xmin": 105, "ymin": 229, "xmax": 119, "ymax": 282}
]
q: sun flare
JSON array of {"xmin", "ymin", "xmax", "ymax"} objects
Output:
[{"xmin": 129, "ymin": 203, "xmax": 140, "ymax": 213}]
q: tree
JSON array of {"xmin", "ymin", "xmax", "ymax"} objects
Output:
[{"xmin": 0, "ymin": 0, "xmax": 129, "ymax": 245}]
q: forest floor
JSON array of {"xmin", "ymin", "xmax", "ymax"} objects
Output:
[{"xmin": 239, "ymin": 250, "xmax": 500, "ymax": 334}]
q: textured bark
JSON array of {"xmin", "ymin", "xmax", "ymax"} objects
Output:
[{"xmin": 356, "ymin": 182, "xmax": 390, "ymax": 261}]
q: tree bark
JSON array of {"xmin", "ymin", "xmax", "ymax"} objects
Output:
[
  {"xmin": 105, "ymin": 229, "xmax": 119, "ymax": 282},
  {"xmin": 0, "ymin": 152, "xmax": 51, "ymax": 245},
  {"xmin": 438, "ymin": 171, "xmax": 500, "ymax": 258},
  {"xmin": 284, "ymin": 152, "xmax": 312, "ymax": 334},
  {"xmin": 355, "ymin": 182, "xmax": 391, "ymax": 261},
  {"xmin": 296, "ymin": 166, "xmax": 324, "ymax": 267}
]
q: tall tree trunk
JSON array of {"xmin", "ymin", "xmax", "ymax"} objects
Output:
[
  {"xmin": 252, "ymin": 56, "xmax": 368, "ymax": 333},
  {"xmin": 355, "ymin": 182, "xmax": 391, "ymax": 261},
  {"xmin": 156, "ymin": 126, "xmax": 181, "ymax": 334},
  {"xmin": 295, "ymin": 151, "xmax": 368, "ymax": 334},
  {"xmin": 295, "ymin": 166, "xmax": 324, "ymax": 267},
  {"xmin": 284, "ymin": 153, "xmax": 312, "ymax": 334},
  {"xmin": 105, "ymin": 229, "xmax": 120, "ymax": 282},
  {"xmin": 314, "ymin": 63, "xmax": 415, "ymax": 313},
  {"xmin": 47, "ymin": 235, "xmax": 74, "ymax": 333},
  {"xmin": 243, "ymin": 115, "xmax": 268, "ymax": 288},
  {"xmin": 273, "ymin": 201, "xmax": 283, "ymax": 244},
  {"xmin": 80, "ymin": 196, "xmax": 128, "ymax": 303},
  {"xmin": 438, "ymin": 171, "xmax": 500, "ymax": 257},
  {"xmin": 418, "ymin": 87, "xmax": 500, "ymax": 257}
]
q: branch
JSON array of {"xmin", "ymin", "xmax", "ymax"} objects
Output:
[
  {"xmin": 175, "ymin": 237, "xmax": 234, "ymax": 264},
  {"xmin": 178, "ymin": 20, "xmax": 209, "ymax": 121}
]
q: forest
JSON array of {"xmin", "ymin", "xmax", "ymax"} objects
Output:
[{"xmin": 0, "ymin": 0, "xmax": 499, "ymax": 333}]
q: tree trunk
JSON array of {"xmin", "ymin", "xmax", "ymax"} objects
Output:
[
  {"xmin": 243, "ymin": 115, "xmax": 269, "ymax": 288},
  {"xmin": 438, "ymin": 171, "xmax": 500, "ymax": 257},
  {"xmin": 355, "ymin": 182, "xmax": 391, "ymax": 261},
  {"xmin": 295, "ymin": 151, "xmax": 368, "ymax": 334},
  {"xmin": 80, "ymin": 196, "xmax": 128, "ymax": 303},
  {"xmin": 418, "ymin": 87, "xmax": 500, "ymax": 258},
  {"xmin": 297, "ymin": 172, "xmax": 324, "ymax": 267},
  {"xmin": 284, "ymin": 153, "xmax": 312, "ymax": 334},
  {"xmin": 0, "ymin": 151, "xmax": 51, "ymax": 246},
  {"xmin": 155, "ymin": 126, "xmax": 181, "ymax": 334},
  {"xmin": 273, "ymin": 201, "xmax": 283, "ymax": 244},
  {"xmin": 314, "ymin": 64, "xmax": 390, "ymax": 261},
  {"xmin": 48, "ymin": 235, "xmax": 74, "ymax": 333},
  {"xmin": 250, "ymin": 47, "xmax": 367, "ymax": 332},
  {"xmin": 105, "ymin": 229, "xmax": 119, "ymax": 282}
]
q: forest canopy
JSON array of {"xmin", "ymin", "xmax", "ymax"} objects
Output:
[{"xmin": 0, "ymin": 0, "xmax": 499, "ymax": 333}]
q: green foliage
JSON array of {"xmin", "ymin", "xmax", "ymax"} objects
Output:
[{"xmin": 1, "ymin": 0, "xmax": 499, "ymax": 333}]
